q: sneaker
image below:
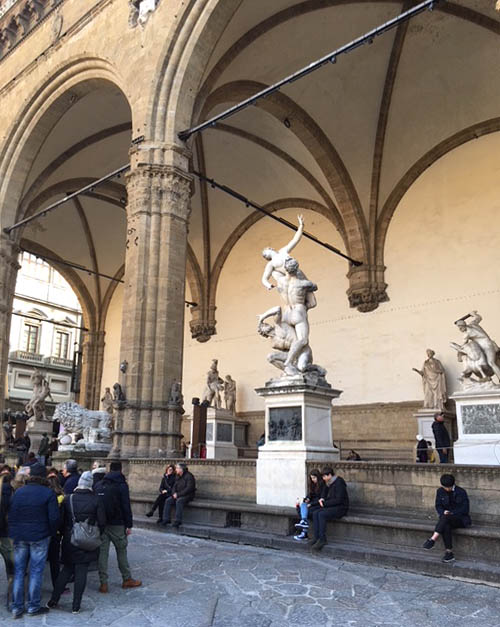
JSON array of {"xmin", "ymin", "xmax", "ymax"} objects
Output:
[
  {"xmin": 423, "ymin": 539, "xmax": 435, "ymax": 550},
  {"xmin": 27, "ymin": 607, "xmax": 50, "ymax": 616},
  {"xmin": 294, "ymin": 519, "xmax": 309, "ymax": 529},
  {"xmin": 72, "ymin": 608, "xmax": 80, "ymax": 614},
  {"xmin": 293, "ymin": 531, "xmax": 308, "ymax": 541},
  {"xmin": 99, "ymin": 583, "xmax": 108, "ymax": 594},
  {"xmin": 442, "ymin": 551, "xmax": 455, "ymax": 563},
  {"xmin": 46, "ymin": 600, "xmax": 58, "ymax": 609},
  {"xmin": 122, "ymin": 578, "xmax": 142, "ymax": 589},
  {"xmin": 312, "ymin": 539, "xmax": 327, "ymax": 551}
]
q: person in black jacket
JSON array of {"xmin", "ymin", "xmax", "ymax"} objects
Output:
[
  {"xmin": 47, "ymin": 471, "xmax": 106, "ymax": 614},
  {"xmin": 423, "ymin": 474, "xmax": 471, "ymax": 563},
  {"xmin": 432, "ymin": 413, "xmax": 451, "ymax": 463},
  {"xmin": 0, "ymin": 468, "xmax": 14, "ymax": 582},
  {"xmin": 310, "ymin": 467, "xmax": 349, "ymax": 552},
  {"xmin": 61, "ymin": 459, "xmax": 81, "ymax": 495},
  {"xmin": 294, "ymin": 469, "xmax": 324, "ymax": 541},
  {"xmin": 161, "ymin": 462, "xmax": 196, "ymax": 528},
  {"xmin": 146, "ymin": 464, "xmax": 176, "ymax": 523},
  {"xmin": 95, "ymin": 461, "xmax": 142, "ymax": 593}
]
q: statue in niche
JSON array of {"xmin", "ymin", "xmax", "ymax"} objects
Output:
[
  {"xmin": 168, "ymin": 381, "xmax": 184, "ymax": 409},
  {"xmin": 451, "ymin": 311, "xmax": 500, "ymax": 385},
  {"xmin": 101, "ymin": 387, "xmax": 114, "ymax": 415},
  {"xmin": 201, "ymin": 359, "xmax": 224, "ymax": 408},
  {"xmin": 412, "ymin": 349, "xmax": 448, "ymax": 410},
  {"xmin": 113, "ymin": 383, "xmax": 126, "ymax": 403},
  {"xmin": 25, "ymin": 370, "xmax": 53, "ymax": 421},
  {"xmin": 224, "ymin": 375, "xmax": 237, "ymax": 414}
]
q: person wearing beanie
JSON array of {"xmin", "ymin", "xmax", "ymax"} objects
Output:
[
  {"xmin": 48, "ymin": 470, "xmax": 106, "ymax": 614},
  {"xmin": 422, "ymin": 474, "xmax": 471, "ymax": 563},
  {"xmin": 61, "ymin": 459, "xmax": 80, "ymax": 495},
  {"xmin": 8, "ymin": 462, "xmax": 59, "ymax": 618}
]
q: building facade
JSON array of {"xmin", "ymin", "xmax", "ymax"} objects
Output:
[{"xmin": 0, "ymin": 0, "xmax": 499, "ymax": 459}]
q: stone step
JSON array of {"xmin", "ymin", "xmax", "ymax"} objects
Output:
[{"xmin": 134, "ymin": 515, "xmax": 500, "ymax": 587}]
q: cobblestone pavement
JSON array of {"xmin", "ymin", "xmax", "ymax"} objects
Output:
[{"xmin": 0, "ymin": 529, "xmax": 499, "ymax": 626}]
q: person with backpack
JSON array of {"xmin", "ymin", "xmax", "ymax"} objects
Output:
[
  {"xmin": 95, "ymin": 461, "xmax": 142, "ymax": 592},
  {"xmin": 47, "ymin": 471, "xmax": 106, "ymax": 614}
]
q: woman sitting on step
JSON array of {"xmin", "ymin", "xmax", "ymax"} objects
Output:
[
  {"xmin": 294, "ymin": 469, "xmax": 324, "ymax": 541},
  {"xmin": 146, "ymin": 465, "xmax": 176, "ymax": 523}
]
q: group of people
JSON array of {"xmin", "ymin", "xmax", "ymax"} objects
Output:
[
  {"xmin": 294, "ymin": 466, "xmax": 471, "ymax": 564},
  {"xmin": 0, "ymin": 457, "xmax": 142, "ymax": 618},
  {"xmin": 416, "ymin": 412, "xmax": 452, "ymax": 464},
  {"xmin": 146, "ymin": 462, "xmax": 196, "ymax": 527}
]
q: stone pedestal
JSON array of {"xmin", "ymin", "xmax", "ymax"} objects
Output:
[
  {"xmin": 205, "ymin": 408, "xmax": 238, "ymax": 459},
  {"xmin": 255, "ymin": 380, "xmax": 341, "ymax": 506},
  {"xmin": 26, "ymin": 415, "xmax": 53, "ymax": 456},
  {"xmin": 452, "ymin": 387, "xmax": 500, "ymax": 465}
]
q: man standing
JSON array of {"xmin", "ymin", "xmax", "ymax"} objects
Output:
[
  {"xmin": 95, "ymin": 461, "xmax": 141, "ymax": 592},
  {"xmin": 432, "ymin": 413, "xmax": 451, "ymax": 463},
  {"xmin": 37, "ymin": 432, "xmax": 50, "ymax": 466},
  {"xmin": 61, "ymin": 459, "xmax": 80, "ymax": 494},
  {"xmin": 423, "ymin": 474, "xmax": 471, "ymax": 563},
  {"xmin": 161, "ymin": 463, "xmax": 196, "ymax": 528},
  {"xmin": 310, "ymin": 467, "xmax": 349, "ymax": 552},
  {"xmin": 8, "ymin": 462, "xmax": 59, "ymax": 618}
]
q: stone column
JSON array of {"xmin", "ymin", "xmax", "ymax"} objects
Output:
[
  {"xmin": 0, "ymin": 235, "xmax": 20, "ymax": 448},
  {"xmin": 79, "ymin": 330, "xmax": 105, "ymax": 410},
  {"xmin": 112, "ymin": 151, "xmax": 191, "ymax": 458}
]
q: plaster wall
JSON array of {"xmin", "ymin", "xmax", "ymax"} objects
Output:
[{"xmin": 100, "ymin": 133, "xmax": 500, "ymax": 421}]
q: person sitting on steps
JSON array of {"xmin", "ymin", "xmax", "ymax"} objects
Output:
[
  {"xmin": 310, "ymin": 466, "xmax": 349, "ymax": 552},
  {"xmin": 422, "ymin": 473, "xmax": 471, "ymax": 563},
  {"xmin": 146, "ymin": 465, "xmax": 176, "ymax": 523},
  {"xmin": 161, "ymin": 463, "xmax": 196, "ymax": 528},
  {"xmin": 294, "ymin": 469, "xmax": 324, "ymax": 542}
]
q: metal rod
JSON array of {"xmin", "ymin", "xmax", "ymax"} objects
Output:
[
  {"xmin": 3, "ymin": 164, "xmax": 130, "ymax": 235},
  {"xmin": 178, "ymin": 0, "xmax": 438, "ymax": 141},
  {"xmin": 193, "ymin": 171, "xmax": 362, "ymax": 266},
  {"xmin": 11, "ymin": 311, "xmax": 88, "ymax": 332},
  {"xmin": 20, "ymin": 248, "xmax": 124, "ymax": 283}
]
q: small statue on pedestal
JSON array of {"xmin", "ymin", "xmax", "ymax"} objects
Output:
[
  {"xmin": 224, "ymin": 375, "xmax": 236, "ymax": 414},
  {"xmin": 412, "ymin": 349, "xmax": 447, "ymax": 411},
  {"xmin": 168, "ymin": 381, "xmax": 184, "ymax": 410},
  {"xmin": 25, "ymin": 370, "xmax": 53, "ymax": 421},
  {"xmin": 201, "ymin": 359, "xmax": 224, "ymax": 408},
  {"xmin": 101, "ymin": 387, "xmax": 114, "ymax": 415}
]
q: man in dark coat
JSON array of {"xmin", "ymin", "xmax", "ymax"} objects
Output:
[
  {"xmin": 37, "ymin": 433, "xmax": 50, "ymax": 466},
  {"xmin": 48, "ymin": 471, "xmax": 106, "ymax": 614},
  {"xmin": 95, "ymin": 461, "xmax": 141, "ymax": 593},
  {"xmin": 311, "ymin": 467, "xmax": 349, "ymax": 552},
  {"xmin": 432, "ymin": 413, "xmax": 451, "ymax": 463},
  {"xmin": 161, "ymin": 462, "xmax": 196, "ymax": 528},
  {"xmin": 9, "ymin": 462, "xmax": 59, "ymax": 618},
  {"xmin": 61, "ymin": 459, "xmax": 80, "ymax": 495},
  {"xmin": 423, "ymin": 473, "xmax": 471, "ymax": 563},
  {"xmin": 0, "ymin": 467, "xmax": 14, "ymax": 582}
]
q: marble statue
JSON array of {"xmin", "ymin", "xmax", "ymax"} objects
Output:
[
  {"xmin": 113, "ymin": 382, "xmax": 126, "ymax": 403},
  {"xmin": 202, "ymin": 359, "xmax": 224, "ymax": 408},
  {"xmin": 53, "ymin": 402, "xmax": 111, "ymax": 451},
  {"xmin": 261, "ymin": 214, "xmax": 316, "ymax": 310},
  {"xmin": 101, "ymin": 387, "xmax": 114, "ymax": 415},
  {"xmin": 412, "ymin": 349, "xmax": 447, "ymax": 410},
  {"xmin": 168, "ymin": 380, "xmax": 184, "ymax": 408},
  {"xmin": 25, "ymin": 370, "xmax": 53, "ymax": 420},
  {"xmin": 451, "ymin": 311, "xmax": 500, "ymax": 385},
  {"xmin": 224, "ymin": 375, "xmax": 237, "ymax": 414}
]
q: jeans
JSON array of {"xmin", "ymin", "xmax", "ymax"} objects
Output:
[
  {"xmin": 438, "ymin": 450, "xmax": 449, "ymax": 463},
  {"xmin": 312, "ymin": 507, "xmax": 346, "ymax": 542},
  {"xmin": 435, "ymin": 514, "xmax": 465, "ymax": 550},
  {"xmin": 51, "ymin": 563, "xmax": 89, "ymax": 612},
  {"xmin": 98, "ymin": 526, "xmax": 131, "ymax": 584},
  {"xmin": 12, "ymin": 536, "xmax": 50, "ymax": 615},
  {"xmin": 162, "ymin": 496, "xmax": 192, "ymax": 523},
  {"xmin": 0, "ymin": 536, "xmax": 14, "ymax": 578}
]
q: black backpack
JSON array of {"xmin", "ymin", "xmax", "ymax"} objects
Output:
[{"xmin": 96, "ymin": 480, "xmax": 122, "ymax": 523}]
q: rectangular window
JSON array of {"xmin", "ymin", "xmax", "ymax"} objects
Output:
[
  {"xmin": 22, "ymin": 324, "xmax": 39, "ymax": 353},
  {"xmin": 54, "ymin": 331, "xmax": 70, "ymax": 359}
]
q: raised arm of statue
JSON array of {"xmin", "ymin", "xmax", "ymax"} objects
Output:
[
  {"xmin": 412, "ymin": 367, "xmax": 423, "ymax": 377},
  {"xmin": 284, "ymin": 214, "xmax": 304, "ymax": 255},
  {"xmin": 469, "ymin": 310, "xmax": 482, "ymax": 324}
]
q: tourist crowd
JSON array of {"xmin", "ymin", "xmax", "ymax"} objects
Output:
[{"xmin": 0, "ymin": 458, "xmax": 141, "ymax": 619}]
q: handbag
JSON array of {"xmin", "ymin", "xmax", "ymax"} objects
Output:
[{"xmin": 69, "ymin": 494, "xmax": 102, "ymax": 551}]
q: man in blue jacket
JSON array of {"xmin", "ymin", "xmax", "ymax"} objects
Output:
[
  {"xmin": 8, "ymin": 462, "xmax": 59, "ymax": 618},
  {"xmin": 95, "ymin": 461, "xmax": 141, "ymax": 593},
  {"xmin": 423, "ymin": 473, "xmax": 471, "ymax": 563},
  {"xmin": 61, "ymin": 458, "xmax": 80, "ymax": 494}
]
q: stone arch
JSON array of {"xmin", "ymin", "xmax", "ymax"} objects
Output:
[
  {"xmin": 0, "ymin": 55, "xmax": 130, "ymax": 232},
  {"xmin": 376, "ymin": 118, "xmax": 500, "ymax": 268},
  {"xmin": 208, "ymin": 198, "xmax": 335, "ymax": 320}
]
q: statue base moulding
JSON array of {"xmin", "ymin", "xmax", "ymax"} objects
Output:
[
  {"xmin": 451, "ymin": 387, "xmax": 500, "ymax": 465},
  {"xmin": 255, "ymin": 380, "xmax": 341, "ymax": 507}
]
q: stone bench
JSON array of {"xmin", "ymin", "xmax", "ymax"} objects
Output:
[{"xmin": 131, "ymin": 495, "xmax": 500, "ymax": 584}]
